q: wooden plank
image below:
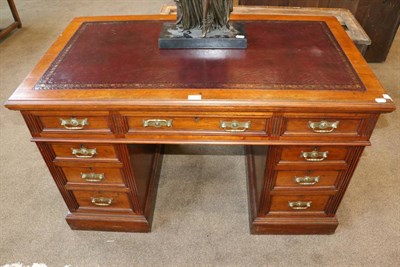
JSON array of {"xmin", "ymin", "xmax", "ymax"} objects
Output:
[
  {"xmin": 289, "ymin": 0, "xmax": 323, "ymax": 7},
  {"xmin": 328, "ymin": 0, "xmax": 359, "ymax": 14}
]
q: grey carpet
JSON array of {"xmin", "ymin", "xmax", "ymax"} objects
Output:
[{"xmin": 1, "ymin": 1, "xmax": 399, "ymax": 266}]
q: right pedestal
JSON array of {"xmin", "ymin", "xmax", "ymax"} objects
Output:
[{"xmin": 245, "ymin": 145, "xmax": 365, "ymax": 234}]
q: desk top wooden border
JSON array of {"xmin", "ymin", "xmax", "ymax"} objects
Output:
[{"xmin": 5, "ymin": 14, "xmax": 395, "ymax": 113}]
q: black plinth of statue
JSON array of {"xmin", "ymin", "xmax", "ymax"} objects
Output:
[{"xmin": 159, "ymin": 22, "xmax": 247, "ymax": 49}]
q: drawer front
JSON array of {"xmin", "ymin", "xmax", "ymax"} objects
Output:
[
  {"xmin": 73, "ymin": 191, "xmax": 132, "ymax": 210},
  {"xmin": 51, "ymin": 143, "xmax": 117, "ymax": 160},
  {"xmin": 127, "ymin": 116, "xmax": 268, "ymax": 134},
  {"xmin": 281, "ymin": 114, "xmax": 367, "ymax": 139},
  {"xmin": 62, "ymin": 166, "xmax": 125, "ymax": 185},
  {"xmin": 279, "ymin": 146, "xmax": 348, "ymax": 162},
  {"xmin": 33, "ymin": 111, "xmax": 111, "ymax": 134},
  {"xmin": 270, "ymin": 195, "xmax": 330, "ymax": 212},
  {"xmin": 274, "ymin": 170, "xmax": 340, "ymax": 188}
]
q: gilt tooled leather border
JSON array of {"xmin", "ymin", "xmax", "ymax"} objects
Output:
[{"xmin": 34, "ymin": 21, "xmax": 366, "ymax": 91}]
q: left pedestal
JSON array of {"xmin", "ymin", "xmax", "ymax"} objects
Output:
[{"xmin": 36, "ymin": 141, "xmax": 163, "ymax": 232}]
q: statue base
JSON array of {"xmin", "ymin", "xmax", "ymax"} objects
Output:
[{"xmin": 158, "ymin": 23, "xmax": 247, "ymax": 49}]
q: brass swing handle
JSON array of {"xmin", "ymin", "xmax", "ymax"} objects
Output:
[
  {"xmin": 143, "ymin": 119, "xmax": 173, "ymax": 128},
  {"xmin": 294, "ymin": 176, "xmax": 320, "ymax": 185},
  {"xmin": 60, "ymin": 117, "xmax": 88, "ymax": 130},
  {"xmin": 288, "ymin": 201, "xmax": 312, "ymax": 210},
  {"xmin": 308, "ymin": 120, "xmax": 339, "ymax": 133},
  {"xmin": 220, "ymin": 121, "xmax": 251, "ymax": 132},
  {"xmin": 91, "ymin": 197, "xmax": 113, "ymax": 206},
  {"xmin": 71, "ymin": 145, "xmax": 97, "ymax": 158},
  {"xmin": 81, "ymin": 172, "xmax": 105, "ymax": 182},
  {"xmin": 301, "ymin": 150, "xmax": 328, "ymax": 162}
]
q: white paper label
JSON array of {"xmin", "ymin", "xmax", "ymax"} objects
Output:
[
  {"xmin": 188, "ymin": 94, "xmax": 202, "ymax": 100},
  {"xmin": 383, "ymin": 94, "xmax": 393, "ymax": 101},
  {"xmin": 375, "ymin": 98, "xmax": 387, "ymax": 103}
]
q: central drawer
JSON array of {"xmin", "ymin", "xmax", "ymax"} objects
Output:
[{"xmin": 124, "ymin": 112, "xmax": 269, "ymax": 135}]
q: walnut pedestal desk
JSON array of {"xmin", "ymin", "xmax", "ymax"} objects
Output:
[{"xmin": 5, "ymin": 15, "xmax": 395, "ymax": 234}]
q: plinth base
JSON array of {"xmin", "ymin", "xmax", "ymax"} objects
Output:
[
  {"xmin": 159, "ymin": 22, "xmax": 247, "ymax": 49},
  {"xmin": 250, "ymin": 217, "xmax": 339, "ymax": 235},
  {"xmin": 66, "ymin": 213, "xmax": 152, "ymax": 232}
]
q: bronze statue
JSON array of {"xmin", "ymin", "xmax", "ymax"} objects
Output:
[
  {"xmin": 160, "ymin": 0, "xmax": 245, "ymax": 48},
  {"xmin": 175, "ymin": 0, "xmax": 234, "ymax": 37}
]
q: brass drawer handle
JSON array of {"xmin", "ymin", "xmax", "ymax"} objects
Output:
[
  {"xmin": 143, "ymin": 119, "xmax": 173, "ymax": 128},
  {"xmin": 301, "ymin": 150, "xmax": 328, "ymax": 162},
  {"xmin": 81, "ymin": 172, "xmax": 105, "ymax": 182},
  {"xmin": 294, "ymin": 176, "xmax": 320, "ymax": 185},
  {"xmin": 71, "ymin": 145, "xmax": 97, "ymax": 158},
  {"xmin": 308, "ymin": 120, "xmax": 339, "ymax": 133},
  {"xmin": 60, "ymin": 117, "xmax": 88, "ymax": 130},
  {"xmin": 220, "ymin": 120, "xmax": 251, "ymax": 132},
  {"xmin": 288, "ymin": 201, "xmax": 312, "ymax": 210},
  {"xmin": 91, "ymin": 197, "xmax": 113, "ymax": 206}
]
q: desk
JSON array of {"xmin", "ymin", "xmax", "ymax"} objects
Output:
[{"xmin": 5, "ymin": 15, "xmax": 395, "ymax": 234}]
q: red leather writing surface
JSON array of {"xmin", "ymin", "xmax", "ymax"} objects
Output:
[{"xmin": 35, "ymin": 20, "xmax": 365, "ymax": 91}]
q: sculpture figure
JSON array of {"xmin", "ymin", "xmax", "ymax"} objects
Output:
[
  {"xmin": 160, "ymin": 0, "xmax": 245, "ymax": 48},
  {"xmin": 174, "ymin": 0, "xmax": 234, "ymax": 37}
]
